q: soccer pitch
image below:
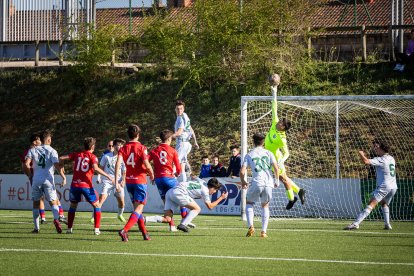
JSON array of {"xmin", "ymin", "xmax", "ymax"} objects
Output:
[{"xmin": 0, "ymin": 210, "xmax": 413, "ymax": 275}]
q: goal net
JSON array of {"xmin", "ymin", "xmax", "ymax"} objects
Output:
[{"xmin": 241, "ymin": 94, "xmax": 414, "ymax": 221}]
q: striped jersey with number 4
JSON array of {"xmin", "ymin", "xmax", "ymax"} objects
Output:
[
  {"xmin": 369, "ymin": 154, "xmax": 397, "ymax": 190},
  {"xmin": 243, "ymin": 147, "xmax": 277, "ymax": 188},
  {"xmin": 149, "ymin": 144, "xmax": 181, "ymax": 179},
  {"xmin": 69, "ymin": 151, "xmax": 98, "ymax": 188},
  {"xmin": 118, "ymin": 141, "xmax": 149, "ymax": 184}
]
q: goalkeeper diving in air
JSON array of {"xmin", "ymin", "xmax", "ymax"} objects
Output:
[{"xmin": 264, "ymin": 74, "xmax": 306, "ymax": 210}]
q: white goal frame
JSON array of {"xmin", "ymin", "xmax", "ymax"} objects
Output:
[{"xmin": 240, "ymin": 94, "xmax": 414, "ymax": 220}]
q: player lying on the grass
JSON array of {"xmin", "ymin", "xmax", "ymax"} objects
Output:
[
  {"xmin": 21, "ymin": 132, "xmax": 67, "ymax": 225},
  {"xmin": 60, "ymin": 137, "xmax": 114, "ymax": 235},
  {"xmin": 91, "ymin": 138, "xmax": 127, "ymax": 223},
  {"xmin": 241, "ymin": 133, "xmax": 279, "ymax": 238},
  {"xmin": 116, "ymin": 125, "xmax": 155, "ymax": 242},
  {"xmin": 265, "ymin": 74, "xmax": 305, "ymax": 210},
  {"xmin": 344, "ymin": 140, "xmax": 397, "ymax": 230},
  {"xmin": 25, "ymin": 130, "xmax": 66, "ymax": 234},
  {"xmin": 163, "ymin": 177, "xmax": 228, "ymax": 233},
  {"xmin": 145, "ymin": 130, "xmax": 181, "ymax": 232}
]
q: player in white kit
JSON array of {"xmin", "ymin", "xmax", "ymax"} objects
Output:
[
  {"xmin": 92, "ymin": 138, "xmax": 127, "ymax": 222},
  {"xmin": 240, "ymin": 133, "xmax": 279, "ymax": 238},
  {"xmin": 344, "ymin": 140, "xmax": 397, "ymax": 230},
  {"xmin": 164, "ymin": 177, "xmax": 228, "ymax": 232},
  {"xmin": 24, "ymin": 130, "xmax": 66, "ymax": 234},
  {"xmin": 173, "ymin": 100, "xmax": 199, "ymax": 183}
]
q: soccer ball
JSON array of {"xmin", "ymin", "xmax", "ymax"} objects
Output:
[{"xmin": 268, "ymin": 73, "xmax": 280, "ymax": 86}]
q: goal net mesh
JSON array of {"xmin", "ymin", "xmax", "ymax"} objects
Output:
[{"xmin": 243, "ymin": 97, "xmax": 414, "ymax": 220}]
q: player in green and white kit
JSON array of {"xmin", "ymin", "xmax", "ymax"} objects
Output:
[
  {"xmin": 344, "ymin": 140, "xmax": 397, "ymax": 230},
  {"xmin": 241, "ymin": 133, "xmax": 279, "ymax": 238},
  {"xmin": 264, "ymin": 85, "xmax": 305, "ymax": 210}
]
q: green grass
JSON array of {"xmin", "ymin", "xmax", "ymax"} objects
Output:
[{"xmin": 0, "ymin": 210, "xmax": 413, "ymax": 275}]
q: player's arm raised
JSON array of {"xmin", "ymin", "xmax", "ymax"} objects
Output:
[{"xmin": 358, "ymin": 150, "xmax": 371, "ymax": 165}]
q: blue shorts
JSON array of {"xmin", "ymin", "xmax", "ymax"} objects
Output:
[
  {"xmin": 126, "ymin": 184, "xmax": 147, "ymax": 205},
  {"xmin": 155, "ymin": 177, "xmax": 178, "ymax": 200},
  {"xmin": 70, "ymin": 187, "xmax": 98, "ymax": 204}
]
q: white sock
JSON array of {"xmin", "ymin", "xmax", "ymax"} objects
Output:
[
  {"xmin": 382, "ymin": 206, "xmax": 390, "ymax": 226},
  {"xmin": 246, "ymin": 204, "xmax": 254, "ymax": 228},
  {"xmin": 118, "ymin": 208, "xmax": 124, "ymax": 216},
  {"xmin": 261, "ymin": 207, "xmax": 269, "ymax": 233},
  {"xmin": 33, "ymin": 209, "xmax": 40, "ymax": 230},
  {"xmin": 145, "ymin": 215, "xmax": 163, "ymax": 223},
  {"xmin": 181, "ymin": 209, "xmax": 199, "ymax": 225},
  {"xmin": 51, "ymin": 205, "xmax": 60, "ymax": 220},
  {"xmin": 354, "ymin": 206, "xmax": 372, "ymax": 225}
]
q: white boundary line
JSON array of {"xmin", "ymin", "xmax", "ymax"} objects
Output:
[
  {"xmin": 0, "ymin": 248, "xmax": 413, "ymax": 266},
  {"xmin": 2, "ymin": 221, "xmax": 414, "ymax": 236}
]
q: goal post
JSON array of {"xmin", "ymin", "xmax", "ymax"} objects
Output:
[{"xmin": 240, "ymin": 94, "xmax": 414, "ymax": 221}]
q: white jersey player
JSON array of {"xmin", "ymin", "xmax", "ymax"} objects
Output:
[
  {"xmin": 345, "ymin": 140, "xmax": 397, "ymax": 230},
  {"xmin": 91, "ymin": 138, "xmax": 127, "ymax": 223},
  {"xmin": 25, "ymin": 130, "xmax": 66, "ymax": 234},
  {"xmin": 164, "ymin": 177, "xmax": 227, "ymax": 232},
  {"xmin": 173, "ymin": 100, "xmax": 199, "ymax": 183},
  {"xmin": 240, "ymin": 133, "xmax": 279, "ymax": 238}
]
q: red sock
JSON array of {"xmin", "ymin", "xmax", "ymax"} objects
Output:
[
  {"xmin": 68, "ymin": 208, "xmax": 76, "ymax": 228},
  {"xmin": 58, "ymin": 206, "xmax": 64, "ymax": 216},
  {"xmin": 169, "ymin": 218, "xmax": 175, "ymax": 227},
  {"xmin": 94, "ymin": 208, "xmax": 101, "ymax": 228},
  {"xmin": 137, "ymin": 215, "xmax": 147, "ymax": 234},
  {"xmin": 39, "ymin": 209, "xmax": 46, "ymax": 219},
  {"xmin": 123, "ymin": 212, "xmax": 139, "ymax": 232}
]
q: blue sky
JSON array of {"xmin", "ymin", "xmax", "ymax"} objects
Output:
[{"xmin": 96, "ymin": 0, "xmax": 165, "ymax": 8}]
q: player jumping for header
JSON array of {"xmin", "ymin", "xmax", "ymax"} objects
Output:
[{"xmin": 265, "ymin": 74, "xmax": 306, "ymax": 210}]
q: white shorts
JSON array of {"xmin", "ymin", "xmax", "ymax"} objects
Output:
[
  {"xmin": 101, "ymin": 181, "xmax": 124, "ymax": 198},
  {"xmin": 176, "ymin": 141, "xmax": 192, "ymax": 163},
  {"xmin": 372, "ymin": 187, "xmax": 397, "ymax": 205},
  {"xmin": 246, "ymin": 185, "xmax": 273, "ymax": 205},
  {"xmin": 164, "ymin": 188, "xmax": 194, "ymax": 212},
  {"xmin": 32, "ymin": 181, "xmax": 57, "ymax": 202}
]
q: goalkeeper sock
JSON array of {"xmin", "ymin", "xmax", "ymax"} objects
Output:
[
  {"xmin": 286, "ymin": 189, "xmax": 295, "ymax": 201},
  {"xmin": 382, "ymin": 206, "xmax": 390, "ymax": 226},
  {"xmin": 261, "ymin": 207, "xmax": 269, "ymax": 233},
  {"xmin": 291, "ymin": 182, "xmax": 300, "ymax": 194},
  {"xmin": 355, "ymin": 206, "xmax": 372, "ymax": 225},
  {"xmin": 246, "ymin": 204, "xmax": 254, "ymax": 228}
]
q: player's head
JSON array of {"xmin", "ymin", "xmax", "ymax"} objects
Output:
[
  {"xmin": 113, "ymin": 138, "xmax": 125, "ymax": 152},
  {"xmin": 107, "ymin": 140, "xmax": 114, "ymax": 152},
  {"xmin": 253, "ymin": 133, "xmax": 265, "ymax": 146},
  {"xmin": 372, "ymin": 140, "xmax": 389, "ymax": 156},
  {"xmin": 127, "ymin": 124, "xmax": 141, "ymax": 140},
  {"xmin": 84, "ymin": 137, "xmax": 96, "ymax": 151},
  {"xmin": 175, "ymin": 100, "xmax": 185, "ymax": 116},
  {"xmin": 276, "ymin": 118, "xmax": 291, "ymax": 131},
  {"xmin": 207, "ymin": 177, "xmax": 223, "ymax": 195},
  {"xmin": 230, "ymin": 144, "xmax": 240, "ymax": 156},
  {"xmin": 212, "ymin": 155, "xmax": 220, "ymax": 165},
  {"xmin": 41, "ymin": 129, "xmax": 53, "ymax": 145},
  {"xmin": 160, "ymin": 129, "xmax": 174, "ymax": 144},
  {"xmin": 29, "ymin": 132, "xmax": 41, "ymax": 147},
  {"xmin": 202, "ymin": 156, "xmax": 209, "ymax": 165}
]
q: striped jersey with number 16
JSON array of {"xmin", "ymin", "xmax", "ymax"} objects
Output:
[
  {"xmin": 118, "ymin": 141, "xmax": 149, "ymax": 184},
  {"xmin": 243, "ymin": 146, "xmax": 277, "ymax": 188},
  {"xmin": 149, "ymin": 143, "xmax": 181, "ymax": 179}
]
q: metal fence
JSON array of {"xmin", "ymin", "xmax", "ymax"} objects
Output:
[{"xmin": 0, "ymin": 0, "xmax": 95, "ymax": 42}]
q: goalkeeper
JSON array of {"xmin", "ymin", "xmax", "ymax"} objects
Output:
[{"xmin": 264, "ymin": 74, "xmax": 306, "ymax": 210}]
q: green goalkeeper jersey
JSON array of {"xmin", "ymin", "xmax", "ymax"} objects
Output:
[{"xmin": 264, "ymin": 94, "xmax": 289, "ymax": 164}]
